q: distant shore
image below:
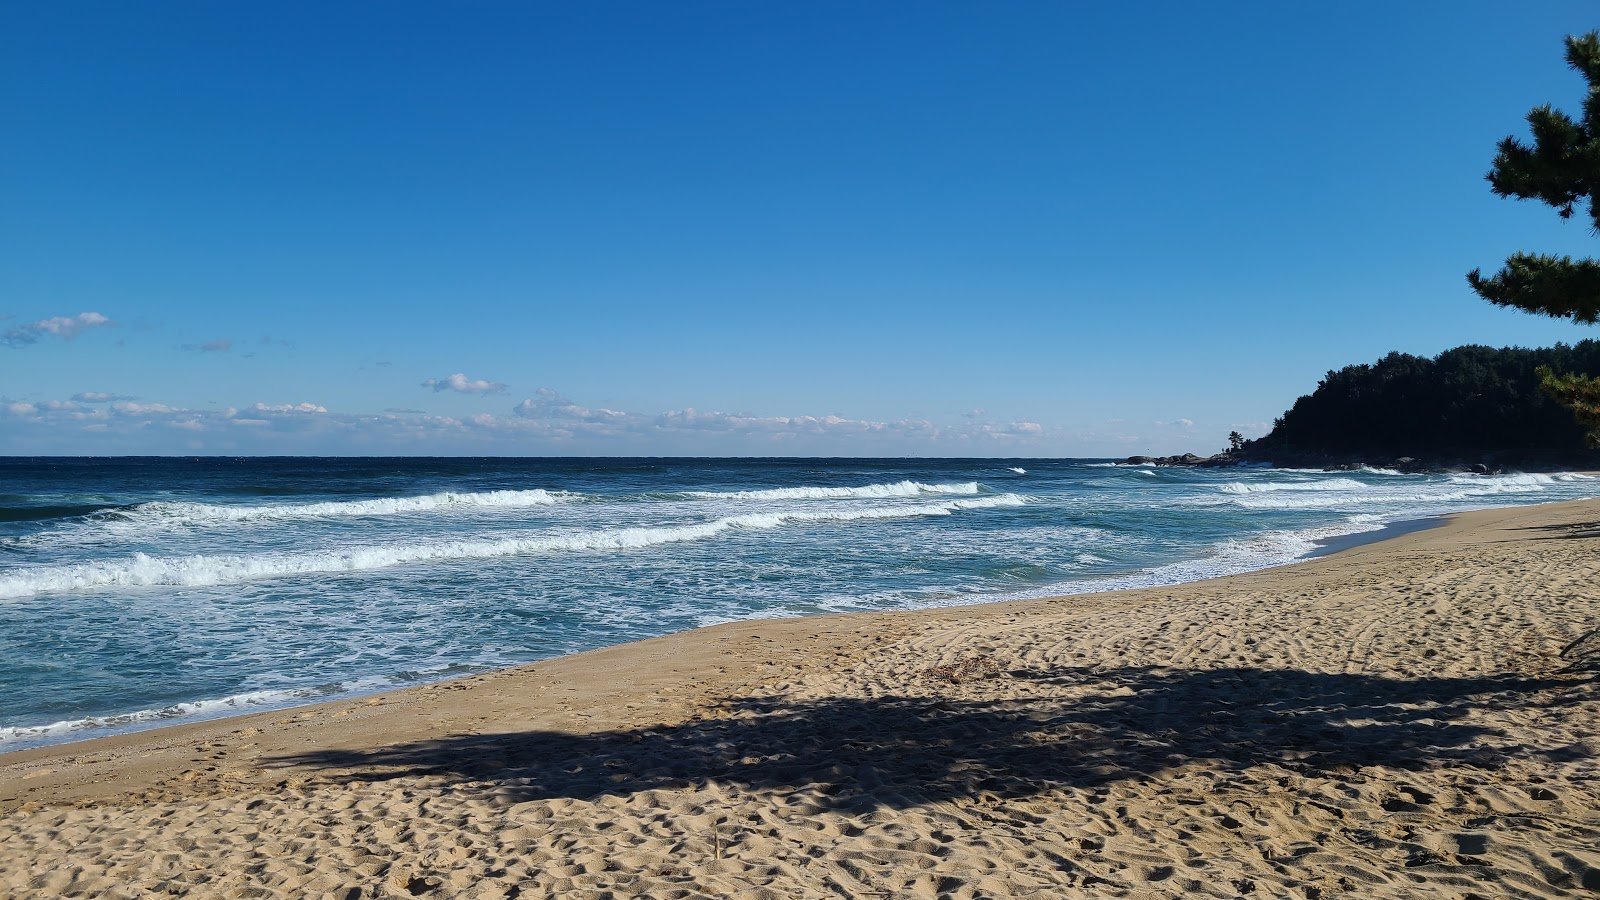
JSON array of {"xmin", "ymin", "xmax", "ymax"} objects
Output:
[{"xmin": 3, "ymin": 497, "xmax": 1597, "ymax": 898}]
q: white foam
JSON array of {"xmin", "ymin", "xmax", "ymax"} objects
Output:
[
  {"xmin": 980, "ymin": 515, "xmax": 1388, "ymax": 604},
  {"xmin": 1070, "ymin": 518, "xmax": 1385, "ymax": 590},
  {"xmin": 1216, "ymin": 471, "xmax": 1573, "ymax": 510},
  {"xmin": 118, "ymin": 489, "xmax": 575, "ymax": 527},
  {"xmin": 0, "ymin": 687, "xmax": 311, "ymax": 748},
  {"xmin": 0, "ymin": 673, "xmax": 423, "ymax": 751},
  {"xmin": 1218, "ymin": 477, "xmax": 1369, "ymax": 494},
  {"xmin": 1008, "ymin": 467, "xmax": 1027, "ymax": 474},
  {"xmin": 684, "ymin": 480, "xmax": 981, "ymax": 501},
  {"xmin": 0, "ymin": 494, "xmax": 1027, "ymax": 599},
  {"xmin": 1444, "ymin": 472, "xmax": 1556, "ymax": 488}
]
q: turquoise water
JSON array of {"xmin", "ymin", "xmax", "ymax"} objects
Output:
[{"xmin": 2, "ymin": 456, "xmax": 1595, "ymax": 751}]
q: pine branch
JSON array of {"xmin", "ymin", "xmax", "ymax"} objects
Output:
[
  {"xmin": 1467, "ymin": 254, "xmax": 1600, "ymax": 323},
  {"xmin": 1539, "ymin": 365, "xmax": 1600, "ymax": 447},
  {"xmin": 1472, "ymin": 32, "xmax": 1600, "ymax": 313}
]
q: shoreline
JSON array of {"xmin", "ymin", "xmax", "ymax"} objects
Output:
[
  {"xmin": 1308, "ymin": 513, "xmax": 1447, "ymax": 557},
  {"xmin": 1, "ymin": 506, "xmax": 1455, "ymax": 757},
  {"xmin": 3, "ymin": 498, "xmax": 1598, "ymax": 897}
]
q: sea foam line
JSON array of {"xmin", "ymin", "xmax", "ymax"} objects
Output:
[
  {"xmin": 0, "ymin": 494, "xmax": 1026, "ymax": 599},
  {"xmin": 0, "ymin": 687, "xmax": 321, "ymax": 748},
  {"xmin": 683, "ymin": 480, "xmax": 982, "ymax": 501},
  {"xmin": 0, "ymin": 671, "xmax": 423, "ymax": 751}
]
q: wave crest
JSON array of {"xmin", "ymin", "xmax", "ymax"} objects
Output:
[
  {"xmin": 1218, "ymin": 471, "xmax": 1575, "ymax": 509},
  {"xmin": 0, "ymin": 494, "xmax": 1026, "ymax": 599},
  {"xmin": 119, "ymin": 489, "xmax": 575, "ymax": 526},
  {"xmin": 684, "ymin": 480, "xmax": 981, "ymax": 501},
  {"xmin": 1218, "ymin": 478, "xmax": 1369, "ymax": 494}
]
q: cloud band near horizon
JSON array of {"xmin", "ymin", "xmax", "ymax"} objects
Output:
[{"xmin": 0, "ymin": 387, "xmax": 1058, "ymax": 454}]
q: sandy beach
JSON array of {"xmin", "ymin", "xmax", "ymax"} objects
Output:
[{"xmin": 2, "ymin": 498, "xmax": 1598, "ymax": 899}]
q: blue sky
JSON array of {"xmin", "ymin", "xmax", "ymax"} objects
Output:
[{"xmin": 5, "ymin": 1, "xmax": 1600, "ymax": 456}]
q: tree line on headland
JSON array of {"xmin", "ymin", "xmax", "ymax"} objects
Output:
[
  {"xmin": 1238, "ymin": 342, "xmax": 1600, "ymax": 470},
  {"xmin": 1137, "ymin": 32, "xmax": 1600, "ymax": 473}
]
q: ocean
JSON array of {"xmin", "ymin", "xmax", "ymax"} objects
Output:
[{"xmin": 2, "ymin": 456, "xmax": 1596, "ymax": 752}]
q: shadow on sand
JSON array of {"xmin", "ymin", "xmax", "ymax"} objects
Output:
[
  {"xmin": 268, "ymin": 665, "xmax": 1591, "ymax": 810},
  {"xmin": 1512, "ymin": 520, "xmax": 1600, "ymax": 541}
]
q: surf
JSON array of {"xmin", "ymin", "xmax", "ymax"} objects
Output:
[{"xmin": 0, "ymin": 494, "xmax": 1027, "ymax": 599}]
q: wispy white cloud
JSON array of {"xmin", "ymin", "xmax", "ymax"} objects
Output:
[
  {"xmin": 251, "ymin": 402, "xmax": 328, "ymax": 414},
  {"xmin": 111, "ymin": 401, "xmax": 180, "ymax": 415},
  {"xmin": 423, "ymin": 372, "xmax": 507, "ymax": 395},
  {"xmin": 512, "ymin": 387, "xmax": 626, "ymax": 421},
  {"xmin": 0, "ymin": 387, "xmax": 1070, "ymax": 454},
  {"xmin": 3, "ymin": 312, "xmax": 113, "ymax": 348},
  {"xmin": 507, "ymin": 388, "xmax": 1046, "ymax": 445}
]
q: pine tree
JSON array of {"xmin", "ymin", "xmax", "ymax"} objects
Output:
[
  {"xmin": 1469, "ymin": 32, "xmax": 1600, "ymax": 444},
  {"xmin": 1538, "ymin": 364, "xmax": 1600, "ymax": 447}
]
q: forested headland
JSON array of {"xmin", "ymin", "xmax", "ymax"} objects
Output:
[{"xmin": 1237, "ymin": 342, "xmax": 1600, "ymax": 470}]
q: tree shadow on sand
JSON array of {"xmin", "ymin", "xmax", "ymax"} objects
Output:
[
  {"xmin": 1510, "ymin": 520, "xmax": 1600, "ymax": 541},
  {"xmin": 268, "ymin": 665, "xmax": 1593, "ymax": 811}
]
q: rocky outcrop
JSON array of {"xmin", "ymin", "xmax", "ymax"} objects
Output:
[{"xmin": 1123, "ymin": 452, "xmax": 1241, "ymax": 468}]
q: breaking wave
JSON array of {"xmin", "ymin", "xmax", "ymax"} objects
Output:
[
  {"xmin": 0, "ymin": 494, "xmax": 1026, "ymax": 599},
  {"xmin": 1218, "ymin": 477, "xmax": 1370, "ymax": 494},
  {"xmin": 684, "ymin": 480, "xmax": 982, "ymax": 501},
  {"xmin": 113, "ymin": 489, "xmax": 576, "ymax": 526},
  {"xmin": 1214, "ymin": 472, "xmax": 1583, "ymax": 510}
]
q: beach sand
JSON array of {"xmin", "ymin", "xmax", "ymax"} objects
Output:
[{"xmin": 2, "ymin": 499, "xmax": 1598, "ymax": 899}]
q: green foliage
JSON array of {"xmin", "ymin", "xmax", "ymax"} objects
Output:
[
  {"xmin": 1255, "ymin": 343, "xmax": 1600, "ymax": 457},
  {"xmin": 1538, "ymin": 365, "xmax": 1600, "ymax": 447},
  {"xmin": 1468, "ymin": 32, "xmax": 1600, "ymax": 320},
  {"xmin": 1469, "ymin": 32, "xmax": 1600, "ymax": 444},
  {"xmin": 1227, "ymin": 431, "xmax": 1245, "ymax": 452},
  {"xmin": 1468, "ymin": 254, "xmax": 1600, "ymax": 323}
]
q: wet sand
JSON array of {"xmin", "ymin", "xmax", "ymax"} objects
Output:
[{"xmin": 2, "ymin": 498, "xmax": 1598, "ymax": 898}]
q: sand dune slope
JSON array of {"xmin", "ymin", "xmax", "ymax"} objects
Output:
[{"xmin": 2, "ymin": 500, "xmax": 1598, "ymax": 898}]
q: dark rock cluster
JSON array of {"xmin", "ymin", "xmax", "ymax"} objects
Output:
[
  {"xmin": 1124, "ymin": 451, "xmax": 1511, "ymax": 475},
  {"xmin": 1122, "ymin": 452, "xmax": 1241, "ymax": 469}
]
